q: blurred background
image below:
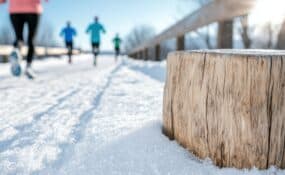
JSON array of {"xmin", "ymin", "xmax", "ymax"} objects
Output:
[{"xmin": 0, "ymin": 0, "xmax": 285, "ymax": 61}]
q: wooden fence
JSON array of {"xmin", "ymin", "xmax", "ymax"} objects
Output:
[
  {"xmin": 128, "ymin": 0, "xmax": 256, "ymax": 60},
  {"xmin": 0, "ymin": 45, "xmax": 80, "ymax": 63}
]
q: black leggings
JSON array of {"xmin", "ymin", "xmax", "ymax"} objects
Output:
[
  {"xmin": 115, "ymin": 47, "xmax": 120, "ymax": 56},
  {"xmin": 10, "ymin": 14, "xmax": 40, "ymax": 64},
  {"xmin": 92, "ymin": 42, "xmax": 100, "ymax": 57},
  {"xmin": 65, "ymin": 41, "xmax": 73, "ymax": 58}
]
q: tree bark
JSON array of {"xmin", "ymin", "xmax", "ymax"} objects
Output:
[{"xmin": 163, "ymin": 50, "xmax": 285, "ymax": 169}]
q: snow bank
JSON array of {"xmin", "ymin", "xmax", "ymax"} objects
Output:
[{"xmin": 124, "ymin": 59, "xmax": 166, "ymax": 82}]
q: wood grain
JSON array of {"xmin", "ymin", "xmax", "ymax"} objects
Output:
[{"xmin": 163, "ymin": 50, "xmax": 285, "ymax": 169}]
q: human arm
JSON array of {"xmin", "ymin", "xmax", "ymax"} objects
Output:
[
  {"xmin": 86, "ymin": 25, "xmax": 91, "ymax": 34},
  {"xmin": 101, "ymin": 25, "xmax": 106, "ymax": 34},
  {"xmin": 73, "ymin": 29, "xmax": 77, "ymax": 36},
  {"xmin": 60, "ymin": 29, "xmax": 65, "ymax": 37}
]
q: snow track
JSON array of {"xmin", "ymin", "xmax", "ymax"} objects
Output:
[
  {"xmin": 0, "ymin": 55, "xmax": 284, "ymax": 175},
  {"xmin": 0, "ymin": 55, "xmax": 120, "ymax": 174}
]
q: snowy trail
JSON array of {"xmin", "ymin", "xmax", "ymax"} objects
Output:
[
  {"xmin": 0, "ymin": 55, "xmax": 119, "ymax": 174},
  {"xmin": 43, "ymin": 60, "xmax": 164, "ymax": 175},
  {"xmin": 0, "ymin": 55, "xmax": 284, "ymax": 175}
]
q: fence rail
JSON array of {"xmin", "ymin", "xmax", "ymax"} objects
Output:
[
  {"xmin": 0, "ymin": 45, "xmax": 80, "ymax": 63},
  {"xmin": 128, "ymin": 0, "xmax": 256, "ymax": 60}
]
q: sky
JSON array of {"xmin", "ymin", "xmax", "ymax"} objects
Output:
[{"xmin": 0, "ymin": 0, "xmax": 196, "ymax": 51}]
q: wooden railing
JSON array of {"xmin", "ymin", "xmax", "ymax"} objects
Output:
[{"xmin": 128, "ymin": 0, "xmax": 256, "ymax": 60}]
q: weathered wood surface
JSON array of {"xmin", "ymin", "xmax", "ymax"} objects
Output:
[{"xmin": 163, "ymin": 50, "xmax": 285, "ymax": 169}]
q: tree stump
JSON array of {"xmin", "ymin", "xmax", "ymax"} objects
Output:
[{"xmin": 163, "ymin": 50, "xmax": 285, "ymax": 169}]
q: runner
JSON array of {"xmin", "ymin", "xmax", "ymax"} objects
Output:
[
  {"xmin": 86, "ymin": 16, "xmax": 106, "ymax": 66},
  {"xmin": 0, "ymin": 0, "xmax": 48, "ymax": 79},
  {"xmin": 112, "ymin": 33, "xmax": 122, "ymax": 62},
  {"xmin": 60, "ymin": 21, "xmax": 77, "ymax": 64}
]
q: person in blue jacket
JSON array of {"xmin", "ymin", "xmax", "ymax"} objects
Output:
[
  {"xmin": 60, "ymin": 21, "xmax": 77, "ymax": 64},
  {"xmin": 86, "ymin": 16, "xmax": 106, "ymax": 66}
]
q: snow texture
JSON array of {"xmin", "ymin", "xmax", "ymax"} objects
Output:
[{"xmin": 0, "ymin": 55, "xmax": 284, "ymax": 175}]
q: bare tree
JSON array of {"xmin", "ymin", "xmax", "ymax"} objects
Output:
[
  {"xmin": 237, "ymin": 15, "xmax": 285, "ymax": 50},
  {"xmin": 277, "ymin": 20, "xmax": 285, "ymax": 49},
  {"xmin": 195, "ymin": 25, "xmax": 216, "ymax": 49},
  {"xmin": 0, "ymin": 16, "xmax": 58, "ymax": 48},
  {"xmin": 35, "ymin": 19, "xmax": 59, "ymax": 55},
  {"xmin": 36, "ymin": 19, "xmax": 58, "ymax": 47},
  {"xmin": 249, "ymin": 21, "xmax": 281, "ymax": 49},
  {"xmin": 0, "ymin": 25, "xmax": 14, "ymax": 45},
  {"xmin": 186, "ymin": 34, "xmax": 208, "ymax": 49},
  {"xmin": 265, "ymin": 22, "xmax": 274, "ymax": 49},
  {"xmin": 124, "ymin": 25, "xmax": 156, "ymax": 52},
  {"xmin": 160, "ymin": 42, "xmax": 174, "ymax": 59},
  {"xmin": 238, "ymin": 15, "xmax": 252, "ymax": 49},
  {"xmin": 0, "ymin": 16, "xmax": 14, "ymax": 45},
  {"xmin": 179, "ymin": 0, "xmax": 215, "ymax": 49}
]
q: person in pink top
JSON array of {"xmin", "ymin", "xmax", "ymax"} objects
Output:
[{"xmin": 0, "ymin": 0, "xmax": 48, "ymax": 78}]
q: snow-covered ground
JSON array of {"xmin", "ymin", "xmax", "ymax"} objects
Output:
[{"xmin": 0, "ymin": 55, "xmax": 284, "ymax": 175}]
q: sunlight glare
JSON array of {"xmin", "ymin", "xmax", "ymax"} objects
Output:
[{"xmin": 250, "ymin": 0, "xmax": 285, "ymax": 25}]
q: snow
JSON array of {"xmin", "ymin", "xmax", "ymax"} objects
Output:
[
  {"xmin": 0, "ymin": 55, "xmax": 284, "ymax": 175},
  {"xmin": 188, "ymin": 49, "xmax": 285, "ymax": 56}
]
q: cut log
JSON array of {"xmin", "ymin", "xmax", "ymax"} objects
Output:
[{"xmin": 163, "ymin": 50, "xmax": 285, "ymax": 169}]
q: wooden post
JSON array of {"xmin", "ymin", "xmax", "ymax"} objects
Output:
[
  {"xmin": 155, "ymin": 44, "xmax": 161, "ymax": 61},
  {"xmin": 139, "ymin": 51, "xmax": 144, "ymax": 60},
  {"xmin": 163, "ymin": 50, "xmax": 285, "ymax": 169},
  {"xmin": 133, "ymin": 53, "xmax": 137, "ymax": 59},
  {"xmin": 144, "ymin": 48, "xmax": 148, "ymax": 60},
  {"xmin": 176, "ymin": 35, "xmax": 185, "ymax": 51},
  {"xmin": 218, "ymin": 20, "xmax": 233, "ymax": 48},
  {"xmin": 2, "ymin": 56, "xmax": 9, "ymax": 63},
  {"xmin": 132, "ymin": 53, "xmax": 136, "ymax": 59}
]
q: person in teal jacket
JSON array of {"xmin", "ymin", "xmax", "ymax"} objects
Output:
[
  {"xmin": 86, "ymin": 16, "xmax": 106, "ymax": 66},
  {"xmin": 113, "ymin": 33, "xmax": 122, "ymax": 62}
]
